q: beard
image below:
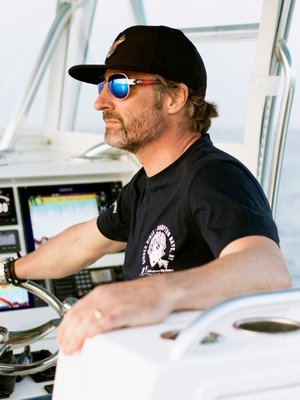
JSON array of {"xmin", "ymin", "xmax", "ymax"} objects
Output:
[{"xmin": 102, "ymin": 100, "xmax": 164, "ymax": 153}]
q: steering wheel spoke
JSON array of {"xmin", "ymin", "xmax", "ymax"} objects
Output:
[{"xmin": 0, "ymin": 280, "xmax": 76, "ymax": 376}]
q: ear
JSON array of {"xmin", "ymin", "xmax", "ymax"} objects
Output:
[{"xmin": 167, "ymin": 84, "xmax": 189, "ymax": 114}]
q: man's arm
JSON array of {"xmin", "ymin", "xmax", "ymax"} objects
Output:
[
  {"xmin": 57, "ymin": 235, "xmax": 291, "ymax": 354},
  {"xmin": 167, "ymin": 235, "xmax": 291, "ymax": 309},
  {"xmin": 14, "ymin": 217, "xmax": 126, "ymax": 280}
]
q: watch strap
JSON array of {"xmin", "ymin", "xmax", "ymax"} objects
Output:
[{"xmin": 0, "ymin": 257, "xmax": 25, "ymax": 286}]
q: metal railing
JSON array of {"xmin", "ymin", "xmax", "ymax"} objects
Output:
[
  {"xmin": 0, "ymin": 2, "xmax": 72, "ymax": 151},
  {"xmin": 267, "ymin": 40, "xmax": 296, "ymax": 213}
]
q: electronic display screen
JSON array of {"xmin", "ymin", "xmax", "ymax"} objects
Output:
[
  {"xmin": 18, "ymin": 182, "xmax": 122, "ymax": 252},
  {"xmin": 0, "ymin": 285, "xmax": 33, "ymax": 312},
  {"xmin": 0, "ymin": 195, "xmax": 10, "ymax": 216},
  {"xmin": 0, "ymin": 230, "xmax": 20, "ymax": 253},
  {"xmin": 0, "ymin": 187, "xmax": 17, "ymax": 225},
  {"xmin": 28, "ymin": 192, "xmax": 99, "ymax": 250},
  {"xmin": 0, "ymin": 232, "xmax": 16, "ymax": 246}
]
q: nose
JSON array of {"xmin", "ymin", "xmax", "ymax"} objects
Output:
[{"xmin": 94, "ymin": 83, "xmax": 113, "ymax": 111}]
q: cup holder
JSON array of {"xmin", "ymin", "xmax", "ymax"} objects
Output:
[{"xmin": 234, "ymin": 317, "xmax": 300, "ymax": 334}]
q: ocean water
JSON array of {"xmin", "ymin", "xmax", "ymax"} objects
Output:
[{"xmin": 275, "ymin": 130, "xmax": 300, "ymax": 287}]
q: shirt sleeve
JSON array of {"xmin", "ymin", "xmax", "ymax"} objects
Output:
[
  {"xmin": 97, "ymin": 182, "xmax": 132, "ymax": 242},
  {"xmin": 189, "ymin": 160, "xmax": 279, "ymax": 257}
]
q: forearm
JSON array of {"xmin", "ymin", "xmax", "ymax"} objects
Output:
[
  {"xmin": 165, "ymin": 238, "xmax": 292, "ymax": 311},
  {"xmin": 14, "ymin": 218, "xmax": 125, "ymax": 281}
]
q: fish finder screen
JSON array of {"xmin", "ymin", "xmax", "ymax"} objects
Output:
[
  {"xmin": 18, "ymin": 182, "xmax": 122, "ymax": 252},
  {"xmin": 27, "ymin": 192, "xmax": 98, "ymax": 250}
]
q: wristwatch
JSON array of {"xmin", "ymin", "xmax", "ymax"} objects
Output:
[{"xmin": 0, "ymin": 257, "xmax": 19, "ymax": 285}]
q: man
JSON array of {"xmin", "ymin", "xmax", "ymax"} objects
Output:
[{"xmin": 0, "ymin": 25, "xmax": 291, "ymax": 355}]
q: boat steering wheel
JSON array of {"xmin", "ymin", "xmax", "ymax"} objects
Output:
[{"xmin": 0, "ymin": 280, "xmax": 76, "ymax": 377}]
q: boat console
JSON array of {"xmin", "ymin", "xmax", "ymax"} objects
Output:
[
  {"xmin": 53, "ymin": 289, "xmax": 300, "ymax": 400},
  {"xmin": 0, "ymin": 143, "xmax": 137, "ymax": 399}
]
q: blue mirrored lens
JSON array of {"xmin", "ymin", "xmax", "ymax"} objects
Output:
[
  {"xmin": 108, "ymin": 77, "xmax": 129, "ymax": 99},
  {"xmin": 97, "ymin": 74, "xmax": 129, "ymax": 99},
  {"xmin": 97, "ymin": 81, "xmax": 104, "ymax": 94}
]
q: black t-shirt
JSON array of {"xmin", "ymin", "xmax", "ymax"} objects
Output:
[{"xmin": 97, "ymin": 134, "xmax": 279, "ymax": 279}]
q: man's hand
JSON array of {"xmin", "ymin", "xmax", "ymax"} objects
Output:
[{"xmin": 56, "ymin": 275, "xmax": 173, "ymax": 355}]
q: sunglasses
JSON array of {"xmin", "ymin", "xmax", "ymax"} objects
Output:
[{"xmin": 97, "ymin": 73, "xmax": 161, "ymax": 100}]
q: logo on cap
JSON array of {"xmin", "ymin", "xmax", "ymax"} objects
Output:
[{"xmin": 106, "ymin": 34, "xmax": 126, "ymax": 59}]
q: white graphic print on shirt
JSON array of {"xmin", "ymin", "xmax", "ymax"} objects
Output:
[{"xmin": 140, "ymin": 224, "xmax": 175, "ymax": 276}]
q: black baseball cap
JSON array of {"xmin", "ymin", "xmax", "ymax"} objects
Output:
[{"xmin": 68, "ymin": 25, "xmax": 207, "ymax": 96}]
